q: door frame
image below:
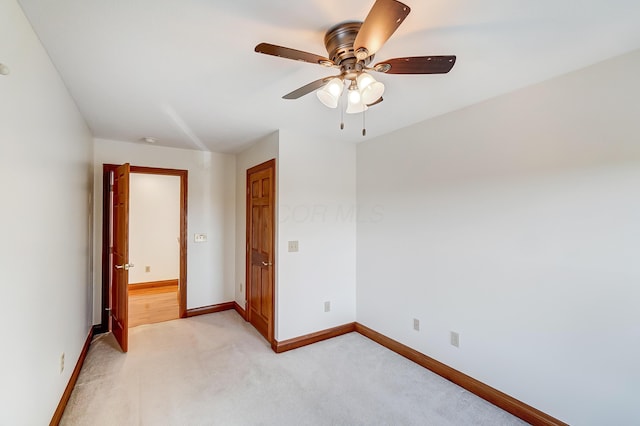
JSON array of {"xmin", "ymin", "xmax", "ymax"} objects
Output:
[
  {"xmin": 245, "ymin": 159, "xmax": 276, "ymax": 345},
  {"xmin": 98, "ymin": 164, "xmax": 188, "ymax": 333}
]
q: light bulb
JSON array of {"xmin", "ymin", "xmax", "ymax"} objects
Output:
[
  {"xmin": 327, "ymin": 79, "xmax": 343, "ymax": 97},
  {"xmin": 357, "ymin": 72, "xmax": 375, "ymax": 90},
  {"xmin": 348, "ymin": 89, "xmax": 361, "ymax": 105}
]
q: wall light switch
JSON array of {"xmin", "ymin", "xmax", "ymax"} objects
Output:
[
  {"xmin": 288, "ymin": 240, "xmax": 299, "ymax": 252},
  {"xmin": 194, "ymin": 233, "xmax": 207, "ymax": 243}
]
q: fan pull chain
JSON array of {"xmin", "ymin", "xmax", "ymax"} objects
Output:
[
  {"xmin": 340, "ymin": 96, "xmax": 345, "ymax": 130},
  {"xmin": 362, "ymin": 108, "xmax": 366, "ymax": 136}
]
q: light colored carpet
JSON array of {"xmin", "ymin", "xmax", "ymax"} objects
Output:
[{"xmin": 61, "ymin": 311, "xmax": 529, "ymax": 425}]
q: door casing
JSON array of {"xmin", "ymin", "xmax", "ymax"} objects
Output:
[{"xmin": 98, "ymin": 164, "xmax": 188, "ymax": 335}]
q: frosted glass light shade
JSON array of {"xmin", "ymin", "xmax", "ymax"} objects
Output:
[
  {"xmin": 346, "ymin": 100, "xmax": 368, "ymax": 114},
  {"xmin": 361, "ymin": 81, "xmax": 384, "ymax": 105},
  {"xmin": 357, "ymin": 72, "xmax": 384, "ymax": 105},
  {"xmin": 346, "ymin": 103, "xmax": 368, "ymax": 114},
  {"xmin": 316, "ymin": 78, "xmax": 344, "ymax": 108}
]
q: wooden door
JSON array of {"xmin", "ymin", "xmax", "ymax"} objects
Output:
[
  {"xmin": 111, "ymin": 163, "xmax": 131, "ymax": 352},
  {"xmin": 246, "ymin": 160, "xmax": 276, "ymax": 344}
]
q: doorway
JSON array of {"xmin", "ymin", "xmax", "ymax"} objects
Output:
[
  {"xmin": 100, "ymin": 165, "xmax": 188, "ymax": 350},
  {"xmin": 246, "ymin": 159, "xmax": 276, "ymax": 345},
  {"xmin": 127, "ymin": 172, "xmax": 181, "ymax": 327}
]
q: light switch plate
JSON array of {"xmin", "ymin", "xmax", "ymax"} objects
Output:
[
  {"xmin": 288, "ymin": 240, "xmax": 299, "ymax": 252},
  {"xmin": 450, "ymin": 331, "xmax": 460, "ymax": 348}
]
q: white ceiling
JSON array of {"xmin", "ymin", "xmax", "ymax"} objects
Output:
[{"xmin": 17, "ymin": 0, "xmax": 640, "ymax": 153}]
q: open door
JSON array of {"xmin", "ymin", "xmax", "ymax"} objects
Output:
[{"xmin": 111, "ymin": 163, "xmax": 131, "ymax": 352}]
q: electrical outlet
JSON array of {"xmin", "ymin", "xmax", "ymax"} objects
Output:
[
  {"xmin": 288, "ymin": 240, "xmax": 299, "ymax": 252},
  {"xmin": 194, "ymin": 233, "xmax": 207, "ymax": 243},
  {"xmin": 324, "ymin": 301, "xmax": 331, "ymax": 312},
  {"xmin": 450, "ymin": 331, "xmax": 460, "ymax": 348},
  {"xmin": 60, "ymin": 352, "xmax": 65, "ymax": 374},
  {"xmin": 413, "ymin": 318, "xmax": 420, "ymax": 331},
  {"xmin": 145, "ymin": 265, "xmax": 151, "ymax": 273}
]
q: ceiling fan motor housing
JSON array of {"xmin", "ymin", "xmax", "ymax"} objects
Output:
[{"xmin": 324, "ymin": 21, "xmax": 373, "ymax": 69}]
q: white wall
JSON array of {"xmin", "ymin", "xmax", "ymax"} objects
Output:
[
  {"xmin": 0, "ymin": 0, "xmax": 94, "ymax": 423},
  {"xmin": 128, "ymin": 173, "xmax": 180, "ymax": 284},
  {"xmin": 234, "ymin": 130, "xmax": 357, "ymax": 342},
  {"xmin": 356, "ymin": 49, "xmax": 640, "ymax": 425},
  {"xmin": 93, "ymin": 139, "xmax": 235, "ymax": 319},
  {"xmin": 234, "ymin": 131, "xmax": 279, "ymax": 307},
  {"xmin": 277, "ymin": 129, "xmax": 357, "ymax": 341}
]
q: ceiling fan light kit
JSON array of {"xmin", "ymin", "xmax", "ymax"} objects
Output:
[
  {"xmin": 316, "ymin": 72, "xmax": 383, "ymax": 113},
  {"xmin": 254, "ymin": 0, "xmax": 457, "ymax": 133}
]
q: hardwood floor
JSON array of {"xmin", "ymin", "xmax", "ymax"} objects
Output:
[{"xmin": 128, "ymin": 284, "xmax": 179, "ymax": 328}]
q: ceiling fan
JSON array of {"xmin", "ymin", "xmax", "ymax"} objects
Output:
[{"xmin": 254, "ymin": 0, "xmax": 456, "ymax": 118}]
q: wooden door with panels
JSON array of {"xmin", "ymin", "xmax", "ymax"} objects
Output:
[
  {"xmin": 111, "ymin": 163, "xmax": 131, "ymax": 352},
  {"xmin": 246, "ymin": 159, "xmax": 276, "ymax": 344}
]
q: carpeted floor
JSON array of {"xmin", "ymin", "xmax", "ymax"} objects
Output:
[{"xmin": 61, "ymin": 311, "xmax": 529, "ymax": 425}]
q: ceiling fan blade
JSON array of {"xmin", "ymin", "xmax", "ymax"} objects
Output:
[
  {"xmin": 353, "ymin": 0, "xmax": 411, "ymax": 60},
  {"xmin": 373, "ymin": 56, "xmax": 457, "ymax": 74},
  {"xmin": 255, "ymin": 43, "xmax": 334, "ymax": 66},
  {"xmin": 366, "ymin": 97, "xmax": 384, "ymax": 107},
  {"xmin": 283, "ymin": 76, "xmax": 337, "ymax": 100}
]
